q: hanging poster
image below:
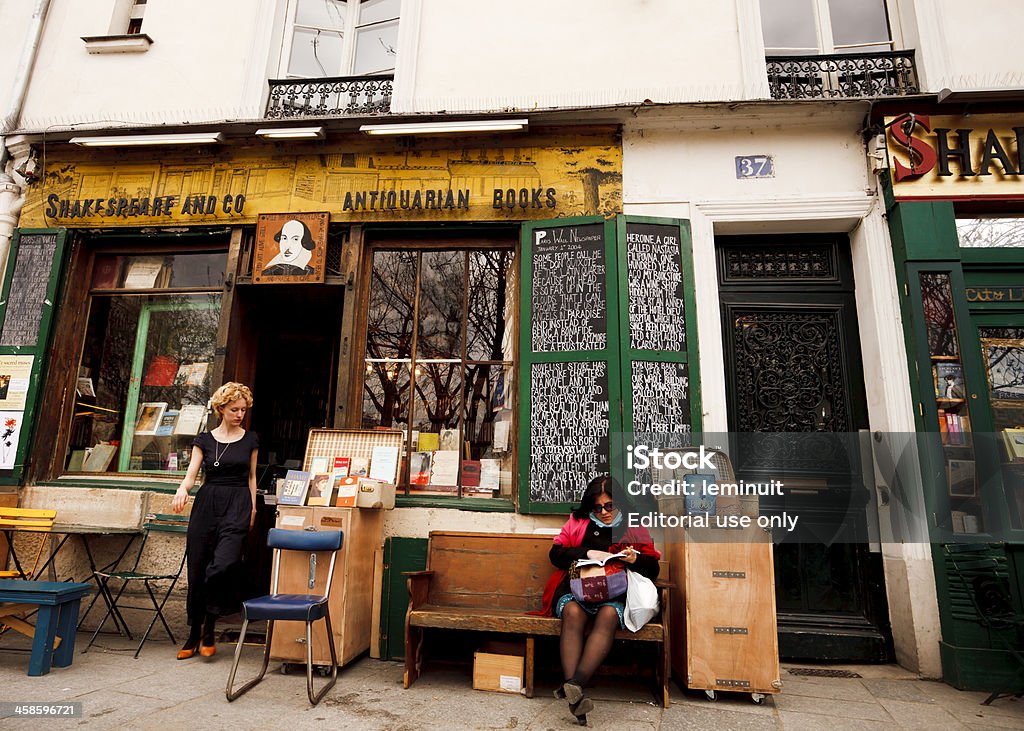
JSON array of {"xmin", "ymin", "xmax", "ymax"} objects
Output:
[
  {"xmin": 0, "ymin": 355, "xmax": 34, "ymax": 411},
  {"xmin": 0, "ymin": 411, "xmax": 24, "ymax": 469}
]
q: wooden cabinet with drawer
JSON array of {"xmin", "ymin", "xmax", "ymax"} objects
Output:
[{"xmin": 270, "ymin": 506, "xmax": 384, "ymax": 667}]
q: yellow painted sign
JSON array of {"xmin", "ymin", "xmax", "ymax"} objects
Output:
[
  {"xmin": 884, "ymin": 113, "xmax": 1024, "ymax": 200},
  {"xmin": 20, "ymin": 128, "xmax": 622, "ymax": 228}
]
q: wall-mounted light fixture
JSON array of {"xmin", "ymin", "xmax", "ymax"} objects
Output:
[
  {"xmin": 69, "ymin": 132, "xmax": 224, "ymax": 147},
  {"xmin": 359, "ymin": 119, "xmax": 528, "ymax": 136},
  {"xmin": 254, "ymin": 126, "xmax": 326, "ymax": 140}
]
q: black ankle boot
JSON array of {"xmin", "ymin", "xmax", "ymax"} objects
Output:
[{"xmin": 199, "ymin": 614, "xmax": 217, "ymax": 657}]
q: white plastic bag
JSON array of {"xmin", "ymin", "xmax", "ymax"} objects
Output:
[{"xmin": 624, "ymin": 570, "xmax": 659, "ymax": 632}]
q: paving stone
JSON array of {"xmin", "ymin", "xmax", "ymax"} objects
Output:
[
  {"xmin": 876, "ymin": 698, "xmax": 970, "ymax": 730},
  {"xmin": 662, "ymin": 703, "xmax": 780, "ymax": 730},
  {"xmin": 861, "ymin": 679, "xmax": 938, "ymax": 703},
  {"xmin": 776, "ymin": 710, "xmax": 893, "ymax": 731},
  {"xmin": 777, "ymin": 678, "xmax": 876, "ymax": 703},
  {"xmin": 773, "ymin": 693, "xmax": 893, "ymax": 722},
  {"xmin": 950, "ymin": 707, "xmax": 1024, "ymax": 730}
]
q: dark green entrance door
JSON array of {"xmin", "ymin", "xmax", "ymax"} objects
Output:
[{"xmin": 717, "ymin": 235, "xmax": 894, "ymax": 662}]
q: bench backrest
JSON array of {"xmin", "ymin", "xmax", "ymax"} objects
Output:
[
  {"xmin": 424, "ymin": 531, "xmax": 670, "ymax": 613},
  {"xmin": 0, "ymin": 507, "xmax": 57, "ymax": 533},
  {"xmin": 425, "ymin": 532, "xmax": 553, "ymax": 611}
]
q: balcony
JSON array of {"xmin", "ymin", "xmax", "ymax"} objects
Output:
[
  {"xmin": 766, "ymin": 50, "xmax": 919, "ymax": 100},
  {"xmin": 265, "ymin": 75, "xmax": 393, "ymax": 119}
]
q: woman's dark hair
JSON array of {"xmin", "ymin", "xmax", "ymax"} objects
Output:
[
  {"xmin": 274, "ymin": 219, "xmax": 317, "ymax": 251},
  {"xmin": 573, "ymin": 474, "xmax": 621, "ymax": 519}
]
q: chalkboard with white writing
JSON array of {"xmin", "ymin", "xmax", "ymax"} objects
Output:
[
  {"xmin": 530, "ymin": 223, "xmax": 607, "ymax": 353},
  {"xmin": 625, "ymin": 222, "xmax": 685, "ymax": 352},
  {"xmin": 529, "ymin": 360, "xmax": 610, "ymax": 503},
  {"xmin": 0, "ymin": 233, "xmax": 58, "ymax": 347},
  {"xmin": 631, "ymin": 360, "xmax": 691, "ymax": 446}
]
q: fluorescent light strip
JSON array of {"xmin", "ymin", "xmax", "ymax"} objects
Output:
[
  {"xmin": 69, "ymin": 132, "xmax": 224, "ymax": 147},
  {"xmin": 255, "ymin": 126, "xmax": 325, "ymax": 140},
  {"xmin": 360, "ymin": 119, "xmax": 528, "ymax": 136}
]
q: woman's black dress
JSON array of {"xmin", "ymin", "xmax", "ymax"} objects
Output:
[{"xmin": 185, "ymin": 430, "xmax": 259, "ymax": 625}]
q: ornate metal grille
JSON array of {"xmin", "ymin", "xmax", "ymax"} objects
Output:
[
  {"xmin": 766, "ymin": 51, "xmax": 919, "ymax": 100},
  {"xmin": 265, "ymin": 75, "xmax": 393, "ymax": 119},
  {"xmin": 731, "ymin": 310, "xmax": 850, "ymax": 433},
  {"xmin": 722, "ymin": 245, "xmax": 836, "ymax": 283}
]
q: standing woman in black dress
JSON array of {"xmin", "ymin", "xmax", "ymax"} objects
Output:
[{"xmin": 171, "ymin": 382, "xmax": 259, "ymax": 659}]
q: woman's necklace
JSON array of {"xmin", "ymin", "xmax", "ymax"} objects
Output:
[{"xmin": 213, "ymin": 438, "xmax": 230, "ymax": 467}]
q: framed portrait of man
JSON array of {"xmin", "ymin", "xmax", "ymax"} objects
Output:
[{"xmin": 253, "ymin": 212, "xmax": 329, "ymax": 284}]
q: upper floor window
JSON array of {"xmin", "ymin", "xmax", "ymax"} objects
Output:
[
  {"xmin": 760, "ymin": 0, "xmax": 892, "ymax": 55},
  {"xmin": 127, "ymin": 0, "xmax": 147, "ymax": 34},
  {"xmin": 282, "ymin": 0, "xmax": 399, "ymax": 79}
]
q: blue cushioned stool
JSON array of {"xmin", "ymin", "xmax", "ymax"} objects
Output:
[{"xmin": 226, "ymin": 528, "xmax": 343, "ymax": 705}]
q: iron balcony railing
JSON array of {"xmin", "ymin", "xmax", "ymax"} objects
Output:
[
  {"xmin": 265, "ymin": 75, "xmax": 393, "ymax": 118},
  {"xmin": 765, "ymin": 50, "xmax": 919, "ymax": 100}
]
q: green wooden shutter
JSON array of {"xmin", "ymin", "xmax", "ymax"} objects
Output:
[
  {"xmin": 518, "ymin": 216, "xmax": 622, "ymax": 514},
  {"xmin": 616, "ymin": 216, "xmax": 702, "ymax": 487},
  {"xmin": 517, "ymin": 215, "xmax": 701, "ymax": 513},
  {"xmin": 0, "ymin": 228, "xmax": 69, "ymax": 484}
]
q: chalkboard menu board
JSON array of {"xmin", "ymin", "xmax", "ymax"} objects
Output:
[
  {"xmin": 631, "ymin": 360, "xmax": 691, "ymax": 445},
  {"xmin": 530, "ymin": 223, "xmax": 607, "ymax": 353},
  {"xmin": 625, "ymin": 222, "xmax": 685, "ymax": 352},
  {"xmin": 0, "ymin": 233, "xmax": 58, "ymax": 347},
  {"xmin": 529, "ymin": 360, "xmax": 610, "ymax": 502}
]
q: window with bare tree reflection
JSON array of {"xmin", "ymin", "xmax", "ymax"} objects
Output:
[{"xmin": 363, "ymin": 245, "xmax": 515, "ymax": 498}]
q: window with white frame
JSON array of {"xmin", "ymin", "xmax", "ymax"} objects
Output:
[
  {"xmin": 282, "ymin": 0, "xmax": 399, "ymax": 78},
  {"xmin": 760, "ymin": 0, "xmax": 892, "ymax": 55},
  {"xmin": 107, "ymin": 0, "xmax": 148, "ymax": 35}
]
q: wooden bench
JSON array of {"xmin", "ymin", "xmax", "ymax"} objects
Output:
[
  {"xmin": 0, "ymin": 579, "xmax": 91, "ymax": 675},
  {"xmin": 403, "ymin": 531, "xmax": 672, "ymax": 707}
]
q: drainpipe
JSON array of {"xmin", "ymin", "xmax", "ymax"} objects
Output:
[{"xmin": 0, "ymin": 0, "xmax": 52, "ymax": 275}]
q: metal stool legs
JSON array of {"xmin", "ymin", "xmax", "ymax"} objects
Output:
[{"xmin": 226, "ymin": 610, "xmax": 338, "ymax": 705}]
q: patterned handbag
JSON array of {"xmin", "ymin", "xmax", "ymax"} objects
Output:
[{"xmin": 569, "ymin": 560, "xmax": 628, "ymax": 603}]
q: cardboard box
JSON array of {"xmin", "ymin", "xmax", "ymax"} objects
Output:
[
  {"xmin": 355, "ymin": 478, "xmax": 396, "ymax": 510},
  {"xmin": 473, "ymin": 641, "xmax": 525, "ymax": 694}
]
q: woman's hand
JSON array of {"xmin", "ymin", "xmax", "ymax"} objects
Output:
[
  {"xmin": 171, "ymin": 487, "xmax": 189, "ymax": 514},
  {"xmin": 250, "ymin": 509, "xmax": 256, "ymax": 529},
  {"xmin": 622, "ymin": 546, "xmax": 639, "ymax": 564},
  {"xmin": 586, "ymin": 550, "xmax": 614, "ymax": 562}
]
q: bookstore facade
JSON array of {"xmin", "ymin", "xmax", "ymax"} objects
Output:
[
  {"xmin": 10, "ymin": 125, "xmax": 627, "ymax": 518},
  {"xmin": 879, "ymin": 105, "xmax": 1024, "ymax": 689}
]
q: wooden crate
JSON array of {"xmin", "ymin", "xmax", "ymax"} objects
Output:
[
  {"xmin": 668, "ymin": 525, "xmax": 780, "ymax": 697},
  {"xmin": 302, "ymin": 428, "xmax": 403, "ymax": 473},
  {"xmin": 661, "ymin": 448, "xmax": 780, "ymax": 698},
  {"xmin": 270, "ymin": 506, "xmax": 385, "ymax": 667}
]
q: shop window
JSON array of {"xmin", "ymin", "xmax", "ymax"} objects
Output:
[
  {"xmin": 361, "ymin": 246, "xmax": 516, "ymax": 499},
  {"xmin": 760, "ymin": 0, "xmax": 893, "ymax": 54},
  {"xmin": 920, "ymin": 271, "xmax": 984, "ymax": 534},
  {"xmin": 66, "ymin": 251, "xmax": 225, "ymax": 476},
  {"xmin": 281, "ymin": 0, "xmax": 399, "ymax": 78},
  {"xmin": 978, "ymin": 326, "xmax": 1024, "ymax": 530},
  {"xmin": 957, "ymin": 217, "xmax": 1024, "ymax": 248}
]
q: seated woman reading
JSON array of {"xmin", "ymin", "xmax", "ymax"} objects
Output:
[{"xmin": 537, "ymin": 474, "xmax": 660, "ymax": 724}]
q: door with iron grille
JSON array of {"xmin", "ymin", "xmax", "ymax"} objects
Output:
[{"xmin": 717, "ymin": 234, "xmax": 894, "ymax": 661}]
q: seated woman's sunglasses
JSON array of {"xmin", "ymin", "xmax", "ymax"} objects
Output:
[{"xmin": 593, "ymin": 502, "xmax": 616, "ymax": 513}]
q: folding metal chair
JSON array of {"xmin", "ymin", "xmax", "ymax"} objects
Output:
[
  {"xmin": 226, "ymin": 528, "xmax": 343, "ymax": 706},
  {"xmin": 0, "ymin": 508, "xmax": 57, "ymax": 579},
  {"xmin": 83, "ymin": 513, "xmax": 189, "ymax": 658}
]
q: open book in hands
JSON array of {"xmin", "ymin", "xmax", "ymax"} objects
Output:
[{"xmin": 575, "ymin": 551, "xmax": 628, "ymax": 568}]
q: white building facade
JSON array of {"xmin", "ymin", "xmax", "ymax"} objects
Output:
[{"xmin": 3, "ymin": 0, "xmax": 1024, "ymax": 682}]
